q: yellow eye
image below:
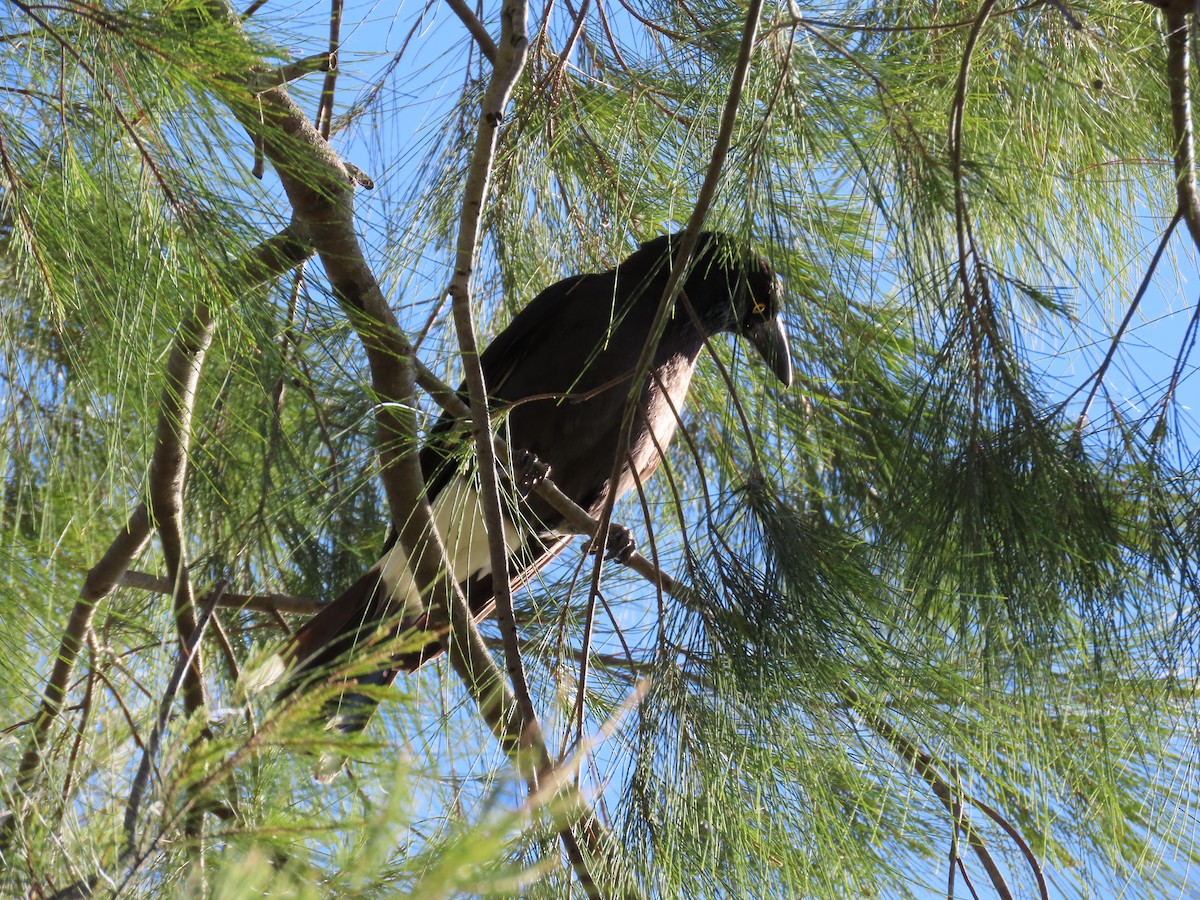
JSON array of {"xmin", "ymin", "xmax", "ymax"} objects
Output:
[{"xmin": 751, "ymin": 300, "xmax": 766, "ymax": 315}]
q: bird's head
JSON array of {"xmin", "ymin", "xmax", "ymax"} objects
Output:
[{"xmin": 655, "ymin": 231, "xmax": 793, "ymax": 387}]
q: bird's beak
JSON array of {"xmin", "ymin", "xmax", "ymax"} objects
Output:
[{"xmin": 744, "ymin": 315, "xmax": 793, "ymax": 387}]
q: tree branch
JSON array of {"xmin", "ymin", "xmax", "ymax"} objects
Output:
[
  {"xmin": 121, "ymin": 570, "xmax": 327, "ymax": 615},
  {"xmin": 246, "ymin": 52, "xmax": 334, "ymax": 93},
  {"xmin": 444, "ymin": 0, "xmax": 498, "ymax": 63},
  {"xmin": 232, "ymin": 80, "xmax": 446, "ymax": 588},
  {"xmin": 215, "ymin": 29, "xmax": 621, "ymax": 889},
  {"xmin": 8, "ymin": 226, "xmax": 312, "ymax": 812},
  {"xmin": 440, "ymin": 1, "xmax": 621, "ymax": 892},
  {"xmin": 148, "ymin": 300, "xmax": 215, "ymax": 720},
  {"xmin": 446, "ymin": 0, "xmax": 533, "ymax": 739},
  {"xmin": 1165, "ymin": 6, "xmax": 1200, "ymax": 249}
]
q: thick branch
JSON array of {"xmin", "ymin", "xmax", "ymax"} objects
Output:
[
  {"xmin": 444, "ymin": 0, "xmax": 498, "ymax": 63},
  {"xmin": 1165, "ymin": 8, "xmax": 1200, "ymax": 249},
  {"xmin": 122, "ymin": 570, "xmax": 326, "ymax": 615},
  {"xmin": 231, "ymin": 83, "xmax": 460, "ymax": 616},
  {"xmin": 148, "ymin": 303, "xmax": 217, "ymax": 720},
  {"xmin": 219, "ymin": 41, "xmax": 582, "ymax": 883}
]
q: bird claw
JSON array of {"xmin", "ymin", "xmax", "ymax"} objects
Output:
[
  {"xmin": 512, "ymin": 448, "xmax": 551, "ymax": 496},
  {"xmin": 585, "ymin": 523, "xmax": 637, "ymax": 563}
]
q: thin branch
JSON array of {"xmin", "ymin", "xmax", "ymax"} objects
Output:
[
  {"xmin": 947, "ymin": 0, "xmax": 1000, "ymax": 247},
  {"xmin": 444, "ymin": 0, "xmax": 498, "ymax": 63},
  {"xmin": 315, "ymin": 0, "xmax": 343, "ymax": 138},
  {"xmin": 247, "ymin": 52, "xmax": 333, "ymax": 93},
  {"xmin": 119, "ymin": 570, "xmax": 326, "ymax": 615},
  {"xmin": 148, "ymin": 301, "xmax": 216, "ymax": 721},
  {"xmin": 1070, "ymin": 210, "xmax": 1181, "ymax": 428},
  {"xmin": 446, "ymin": 0, "xmax": 534, "ymax": 740},
  {"xmin": 55, "ymin": 642, "xmax": 99, "ymax": 822},
  {"xmin": 538, "ymin": 0, "xmax": 589, "ymax": 93},
  {"xmin": 582, "ymin": 0, "xmax": 766, "ymax": 737},
  {"xmin": 9, "ymin": 227, "xmax": 312, "ymax": 807},
  {"xmin": 945, "ymin": 0, "xmax": 999, "ymax": 433},
  {"xmin": 443, "ymin": 0, "xmax": 616, "ymax": 892}
]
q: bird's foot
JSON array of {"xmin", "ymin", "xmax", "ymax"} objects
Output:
[
  {"xmin": 585, "ymin": 522, "xmax": 637, "ymax": 564},
  {"xmin": 512, "ymin": 448, "xmax": 551, "ymax": 497}
]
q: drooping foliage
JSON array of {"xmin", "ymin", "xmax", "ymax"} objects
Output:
[{"xmin": 1, "ymin": 0, "xmax": 1198, "ymax": 897}]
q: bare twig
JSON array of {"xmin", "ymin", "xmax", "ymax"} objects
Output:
[
  {"xmin": 315, "ymin": 0, "xmax": 343, "ymax": 138},
  {"xmin": 119, "ymin": 570, "xmax": 327, "ymax": 615},
  {"xmin": 1070, "ymin": 210, "xmax": 1181, "ymax": 428},
  {"xmin": 247, "ymin": 52, "xmax": 333, "ymax": 93},
  {"xmin": 539, "ymin": 0, "xmax": 589, "ymax": 93}
]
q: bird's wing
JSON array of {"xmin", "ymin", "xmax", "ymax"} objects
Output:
[
  {"xmin": 379, "ymin": 531, "xmax": 577, "ymax": 673},
  {"xmin": 419, "ymin": 273, "xmax": 596, "ymax": 498},
  {"xmin": 477, "ymin": 274, "xmax": 594, "ymax": 396}
]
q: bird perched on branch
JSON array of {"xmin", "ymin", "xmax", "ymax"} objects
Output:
[{"xmin": 254, "ymin": 230, "xmax": 792, "ymax": 746}]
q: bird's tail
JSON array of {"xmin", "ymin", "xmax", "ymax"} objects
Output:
[{"xmin": 244, "ymin": 532, "xmax": 573, "ymax": 761}]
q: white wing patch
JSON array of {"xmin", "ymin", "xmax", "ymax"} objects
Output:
[
  {"xmin": 376, "ymin": 472, "xmax": 522, "ymax": 619},
  {"xmin": 242, "ymin": 473, "xmax": 521, "ymax": 695}
]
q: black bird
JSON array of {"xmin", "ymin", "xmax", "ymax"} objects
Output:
[{"xmin": 253, "ymin": 231, "xmax": 791, "ymax": 747}]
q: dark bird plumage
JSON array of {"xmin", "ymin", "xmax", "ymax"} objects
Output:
[{"xmin": 253, "ymin": 231, "xmax": 791, "ymax": 756}]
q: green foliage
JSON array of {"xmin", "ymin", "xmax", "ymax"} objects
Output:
[{"xmin": 1, "ymin": 0, "xmax": 1199, "ymax": 897}]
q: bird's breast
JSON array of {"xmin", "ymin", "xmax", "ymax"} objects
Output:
[
  {"xmin": 623, "ymin": 354, "xmax": 695, "ymax": 490},
  {"xmin": 504, "ymin": 347, "xmax": 699, "ymax": 526}
]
